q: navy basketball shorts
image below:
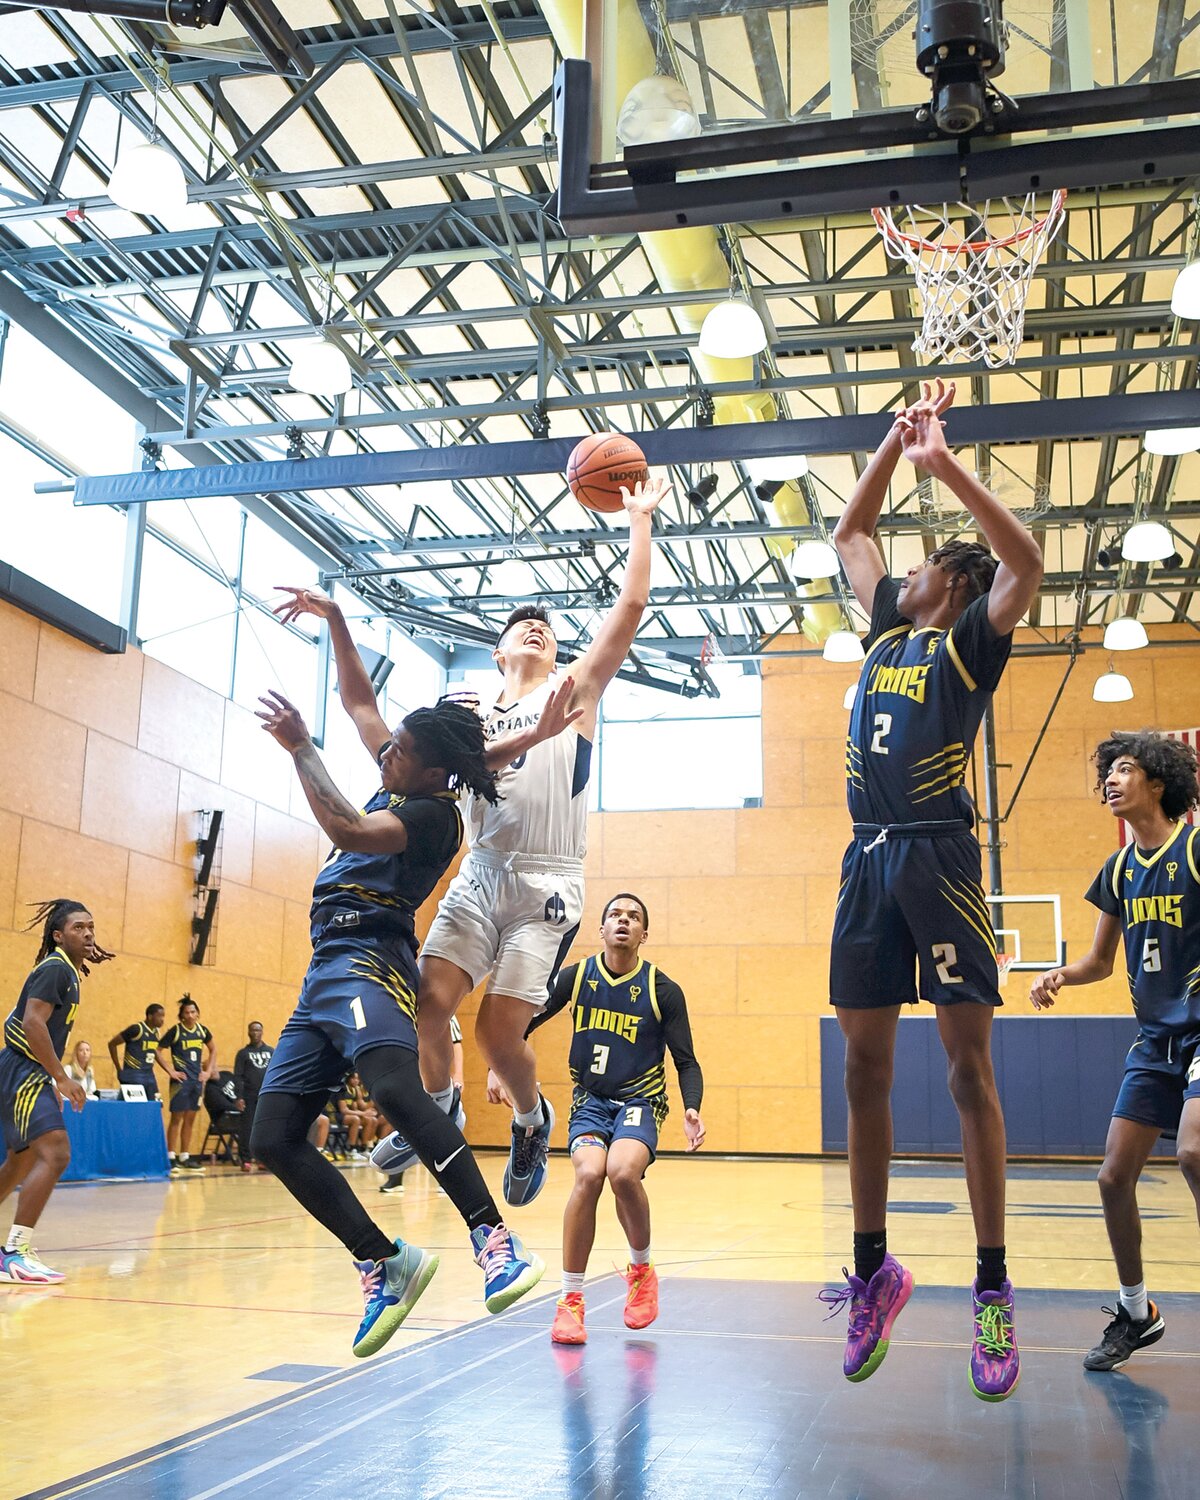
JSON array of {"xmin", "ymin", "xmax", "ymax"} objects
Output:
[
  {"xmin": 830, "ymin": 826, "xmax": 1002, "ymax": 1009},
  {"xmin": 0, "ymin": 1050, "xmax": 65, "ymax": 1153},
  {"xmin": 568, "ymin": 1088, "xmax": 664, "ymax": 1163},
  {"xmin": 119, "ymin": 1068, "xmax": 158, "ymax": 1101},
  {"xmin": 169, "ymin": 1078, "xmax": 202, "ymax": 1113},
  {"xmin": 1112, "ymin": 1034, "xmax": 1200, "ymax": 1140},
  {"xmin": 262, "ymin": 934, "xmax": 420, "ymax": 1098}
]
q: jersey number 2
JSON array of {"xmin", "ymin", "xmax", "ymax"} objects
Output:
[
  {"xmin": 932, "ymin": 943, "xmax": 964, "ymax": 985},
  {"xmin": 870, "ymin": 713, "xmax": 892, "ymax": 755}
]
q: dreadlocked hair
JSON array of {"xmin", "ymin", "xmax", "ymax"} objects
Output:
[
  {"xmin": 1093, "ymin": 731, "xmax": 1200, "ymax": 821},
  {"xmin": 496, "ymin": 604, "xmax": 550, "ymax": 645},
  {"xmin": 406, "ymin": 700, "xmax": 501, "ymax": 805},
  {"xmin": 179, "ymin": 993, "xmax": 198, "ymax": 1018},
  {"xmin": 928, "ymin": 540, "xmax": 998, "ymax": 606},
  {"xmin": 25, "ymin": 899, "xmax": 90, "ymax": 964}
]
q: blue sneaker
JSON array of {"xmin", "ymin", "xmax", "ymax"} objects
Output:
[
  {"xmin": 351, "ymin": 1241, "xmax": 439, "ymax": 1358},
  {"xmin": 472, "ymin": 1223, "xmax": 545, "ymax": 1314},
  {"xmin": 503, "ymin": 1094, "xmax": 555, "ymax": 1206},
  {"xmin": 370, "ymin": 1087, "xmax": 465, "ymax": 1175}
]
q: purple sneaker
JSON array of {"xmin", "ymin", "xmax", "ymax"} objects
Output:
[
  {"xmin": 818, "ymin": 1253, "xmax": 913, "ymax": 1381},
  {"xmin": 970, "ymin": 1279, "xmax": 1020, "ymax": 1401}
]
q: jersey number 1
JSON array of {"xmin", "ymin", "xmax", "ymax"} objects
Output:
[{"xmin": 350, "ymin": 996, "xmax": 367, "ymax": 1030}]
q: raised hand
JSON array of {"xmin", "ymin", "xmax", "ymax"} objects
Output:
[
  {"xmin": 533, "ymin": 675, "xmax": 584, "ymax": 744},
  {"xmin": 255, "ymin": 690, "xmax": 312, "ymax": 753},
  {"xmin": 1029, "ymin": 968, "xmax": 1065, "ymax": 1011},
  {"xmin": 621, "ymin": 473, "xmax": 671, "ymax": 518},
  {"xmin": 896, "ymin": 378, "xmax": 957, "ymax": 470},
  {"xmin": 272, "ymin": 585, "xmax": 338, "ymax": 627}
]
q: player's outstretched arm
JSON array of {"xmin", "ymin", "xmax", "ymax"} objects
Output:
[
  {"xmin": 273, "ymin": 586, "xmax": 389, "ymax": 758},
  {"xmin": 832, "ymin": 396, "xmax": 933, "ymax": 611},
  {"xmin": 255, "ymin": 690, "xmax": 410, "ymax": 855},
  {"xmin": 1029, "ymin": 912, "xmax": 1120, "ymax": 1010},
  {"xmin": 485, "ymin": 675, "xmax": 585, "ymax": 771},
  {"xmin": 567, "ymin": 475, "xmax": 669, "ymax": 731},
  {"xmin": 897, "ymin": 382, "xmax": 1043, "ymax": 633}
]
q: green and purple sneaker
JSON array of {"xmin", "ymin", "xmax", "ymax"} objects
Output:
[
  {"xmin": 970, "ymin": 1279, "xmax": 1020, "ymax": 1401},
  {"xmin": 819, "ymin": 1253, "xmax": 913, "ymax": 1382}
]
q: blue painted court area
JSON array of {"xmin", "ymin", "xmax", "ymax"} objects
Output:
[{"xmin": 31, "ymin": 1281, "xmax": 1199, "ymax": 1500}]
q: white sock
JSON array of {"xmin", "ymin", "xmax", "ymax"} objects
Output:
[
  {"xmin": 178, "ymin": 1153, "xmax": 189, "ymax": 1163},
  {"xmin": 5, "ymin": 1224, "xmax": 33, "ymax": 1254},
  {"xmin": 629, "ymin": 1245, "xmax": 651, "ymax": 1266},
  {"xmin": 562, "ymin": 1272, "xmax": 585, "ymax": 1297},
  {"xmin": 514, "ymin": 1101, "xmax": 543, "ymax": 1130},
  {"xmin": 431, "ymin": 1084, "xmax": 455, "ymax": 1114},
  {"xmin": 1120, "ymin": 1281, "xmax": 1149, "ymax": 1322}
]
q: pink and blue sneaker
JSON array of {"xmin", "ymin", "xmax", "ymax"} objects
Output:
[
  {"xmin": 970, "ymin": 1279, "xmax": 1020, "ymax": 1401},
  {"xmin": 351, "ymin": 1241, "xmax": 439, "ymax": 1359},
  {"xmin": 472, "ymin": 1223, "xmax": 545, "ymax": 1313},
  {"xmin": 0, "ymin": 1246, "xmax": 65, "ymax": 1284},
  {"xmin": 818, "ymin": 1253, "xmax": 913, "ymax": 1382}
]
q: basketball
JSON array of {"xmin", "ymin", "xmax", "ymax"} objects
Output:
[{"xmin": 566, "ymin": 432, "xmax": 648, "ymax": 513}]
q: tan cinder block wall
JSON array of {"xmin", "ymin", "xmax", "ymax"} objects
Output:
[{"xmin": 5, "ymin": 598, "xmax": 1200, "ymax": 1158}]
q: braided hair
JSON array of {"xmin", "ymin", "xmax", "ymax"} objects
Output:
[
  {"xmin": 405, "ymin": 699, "xmax": 501, "ymax": 804},
  {"xmin": 25, "ymin": 898, "xmax": 91, "ymax": 966},
  {"xmin": 928, "ymin": 540, "xmax": 998, "ymax": 606},
  {"xmin": 1093, "ymin": 731, "xmax": 1200, "ymax": 820}
]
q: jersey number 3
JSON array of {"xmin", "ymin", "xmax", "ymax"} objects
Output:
[{"xmin": 870, "ymin": 713, "xmax": 892, "ymax": 755}]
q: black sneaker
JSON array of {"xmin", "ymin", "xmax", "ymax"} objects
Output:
[
  {"xmin": 1083, "ymin": 1302, "xmax": 1165, "ymax": 1371},
  {"xmin": 379, "ymin": 1173, "xmax": 406, "ymax": 1195},
  {"xmin": 180, "ymin": 1158, "xmax": 207, "ymax": 1174}
]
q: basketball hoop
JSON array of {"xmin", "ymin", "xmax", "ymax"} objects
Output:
[
  {"xmin": 873, "ymin": 191, "xmax": 1067, "ymax": 368},
  {"xmin": 996, "ymin": 952, "xmax": 1015, "ymax": 987}
]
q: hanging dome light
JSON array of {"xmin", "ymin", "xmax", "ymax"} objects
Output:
[
  {"xmin": 790, "ymin": 538, "xmax": 839, "ymax": 579},
  {"xmin": 1144, "ymin": 426, "xmax": 1200, "ymax": 456},
  {"xmin": 288, "ymin": 337, "xmax": 352, "ymax": 397},
  {"xmin": 1121, "ymin": 521, "xmax": 1174, "ymax": 562},
  {"xmin": 1103, "ymin": 617, "xmax": 1149, "ymax": 651},
  {"xmin": 842, "ymin": 683, "xmax": 858, "ymax": 710},
  {"xmin": 698, "ymin": 297, "xmax": 767, "ymax": 359},
  {"xmin": 1170, "ymin": 260, "xmax": 1200, "ymax": 318},
  {"xmin": 107, "ymin": 142, "xmax": 188, "ymax": 216},
  {"xmin": 823, "ymin": 629, "xmax": 864, "ymax": 663},
  {"xmin": 747, "ymin": 454, "xmax": 809, "ymax": 485},
  {"xmin": 1093, "ymin": 669, "xmax": 1134, "ymax": 703},
  {"xmin": 616, "ymin": 75, "xmax": 701, "ymax": 147}
]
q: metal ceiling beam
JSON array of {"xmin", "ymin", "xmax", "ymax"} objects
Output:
[{"xmin": 73, "ymin": 390, "xmax": 1200, "ymax": 505}]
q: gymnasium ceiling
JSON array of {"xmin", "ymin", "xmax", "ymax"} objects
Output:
[{"xmin": 0, "ymin": 0, "xmax": 1199, "ymax": 691}]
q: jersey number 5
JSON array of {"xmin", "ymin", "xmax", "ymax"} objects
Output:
[
  {"xmin": 1142, "ymin": 937, "xmax": 1162, "ymax": 973},
  {"xmin": 871, "ymin": 713, "xmax": 892, "ymax": 755}
]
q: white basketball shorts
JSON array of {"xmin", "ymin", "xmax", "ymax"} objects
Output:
[{"xmin": 420, "ymin": 849, "xmax": 584, "ymax": 1005}]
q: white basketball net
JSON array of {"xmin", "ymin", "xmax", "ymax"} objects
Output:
[{"xmin": 873, "ymin": 191, "xmax": 1067, "ymax": 369}]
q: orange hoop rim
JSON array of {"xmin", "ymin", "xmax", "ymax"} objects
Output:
[{"xmin": 872, "ymin": 189, "xmax": 1067, "ymax": 256}]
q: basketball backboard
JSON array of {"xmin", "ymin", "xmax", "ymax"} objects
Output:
[{"xmin": 557, "ymin": 1, "xmax": 1200, "ymax": 234}]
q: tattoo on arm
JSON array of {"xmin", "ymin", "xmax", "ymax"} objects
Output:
[{"xmin": 293, "ymin": 743, "xmax": 360, "ymax": 838}]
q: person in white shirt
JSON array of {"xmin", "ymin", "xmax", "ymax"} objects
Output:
[{"xmin": 64, "ymin": 1040, "xmax": 98, "ymax": 1099}]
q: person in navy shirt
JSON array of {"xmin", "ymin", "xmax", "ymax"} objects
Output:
[{"xmin": 1032, "ymin": 731, "xmax": 1200, "ymax": 1372}]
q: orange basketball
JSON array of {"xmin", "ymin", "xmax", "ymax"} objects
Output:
[{"xmin": 566, "ymin": 432, "xmax": 648, "ymax": 513}]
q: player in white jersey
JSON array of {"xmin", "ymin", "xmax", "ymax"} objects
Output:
[{"xmin": 374, "ymin": 474, "xmax": 669, "ymax": 1206}]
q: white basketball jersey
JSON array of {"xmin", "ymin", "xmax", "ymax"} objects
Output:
[{"xmin": 463, "ymin": 676, "xmax": 591, "ymax": 861}]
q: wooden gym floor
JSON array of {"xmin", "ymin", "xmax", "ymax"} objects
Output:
[{"xmin": 5, "ymin": 1153, "xmax": 1199, "ymax": 1499}]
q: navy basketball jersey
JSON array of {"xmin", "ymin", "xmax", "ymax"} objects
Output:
[
  {"xmin": 121, "ymin": 1021, "xmax": 159, "ymax": 1072},
  {"xmin": 4, "ymin": 952, "xmax": 81, "ymax": 1063},
  {"xmin": 311, "ymin": 788, "xmax": 462, "ymax": 939},
  {"xmin": 566, "ymin": 956, "xmax": 670, "ymax": 1114},
  {"xmin": 846, "ymin": 577, "xmax": 1012, "ymax": 825},
  {"xmin": 161, "ymin": 1022, "xmax": 212, "ymax": 1079},
  {"xmin": 1087, "ymin": 821, "xmax": 1200, "ymax": 1044}
]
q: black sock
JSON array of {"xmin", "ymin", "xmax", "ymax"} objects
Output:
[
  {"xmin": 976, "ymin": 1244, "xmax": 1007, "ymax": 1293},
  {"xmin": 853, "ymin": 1229, "xmax": 887, "ymax": 1284},
  {"xmin": 358, "ymin": 1046, "xmax": 500, "ymax": 1236}
]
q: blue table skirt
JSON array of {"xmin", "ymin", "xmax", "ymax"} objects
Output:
[{"xmin": 60, "ymin": 1099, "xmax": 170, "ymax": 1182}]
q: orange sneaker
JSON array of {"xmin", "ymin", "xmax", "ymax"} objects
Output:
[
  {"xmin": 551, "ymin": 1292, "xmax": 587, "ymax": 1345},
  {"xmin": 623, "ymin": 1263, "xmax": 658, "ymax": 1330}
]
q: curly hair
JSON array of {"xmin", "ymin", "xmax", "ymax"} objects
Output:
[
  {"xmin": 1093, "ymin": 731, "xmax": 1200, "ymax": 820},
  {"xmin": 928, "ymin": 540, "xmax": 999, "ymax": 606},
  {"xmin": 405, "ymin": 699, "xmax": 501, "ymax": 805}
]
